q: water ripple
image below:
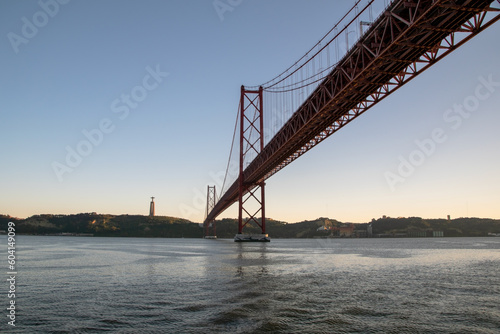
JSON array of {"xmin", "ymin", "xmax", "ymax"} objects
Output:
[{"xmin": 8, "ymin": 236, "xmax": 500, "ymax": 333}]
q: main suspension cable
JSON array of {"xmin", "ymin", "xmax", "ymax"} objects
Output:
[
  {"xmin": 249, "ymin": 0, "xmax": 375, "ymax": 92},
  {"xmin": 219, "ymin": 102, "xmax": 240, "ymax": 201},
  {"xmin": 251, "ymin": 0, "xmax": 366, "ymax": 90}
]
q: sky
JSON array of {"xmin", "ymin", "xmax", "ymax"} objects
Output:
[{"xmin": 1, "ymin": 0, "xmax": 499, "ymax": 224}]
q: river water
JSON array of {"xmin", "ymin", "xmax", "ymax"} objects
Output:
[{"xmin": 4, "ymin": 236, "xmax": 500, "ymax": 333}]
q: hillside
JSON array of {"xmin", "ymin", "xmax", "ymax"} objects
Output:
[
  {"xmin": 1, "ymin": 214, "xmax": 499, "ymax": 238},
  {"xmin": 0, "ymin": 213, "xmax": 202, "ymax": 238},
  {"xmin": 370, "ymin": 216, "xmax": 500, "ymax": 237},
  {"xmin": 209, "ymin": 217, "xmax": 344, "ymax": 238}
]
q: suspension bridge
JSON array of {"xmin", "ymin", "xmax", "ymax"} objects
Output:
[{"xmin": 203, "ymin": 0, "xmax": 500, "ymax": 241}]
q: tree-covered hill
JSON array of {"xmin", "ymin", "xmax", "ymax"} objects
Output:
[
  {"xmin": 370, "ymin": 216, "xmax": 500, "ymax": 237},
  {"xmin": 1, "ymin": 214, "xmax": 499, "ymax": 238},
  {"xmin": 0, "ymin": 213, "xmax": 202, "ymax": 238}
]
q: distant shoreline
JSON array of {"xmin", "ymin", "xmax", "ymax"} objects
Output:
[{"xmin": 2, "ymin": 214, "xmax": 500, "ymax": 239}]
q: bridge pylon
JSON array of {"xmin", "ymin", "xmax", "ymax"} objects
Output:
[
  {"xmin": 236, "ymin": 86, "xmax": 270, "ymax": 242},
  {"xmin": 204, "ymin": 185, "xmax": 217, "ymax": 239}
]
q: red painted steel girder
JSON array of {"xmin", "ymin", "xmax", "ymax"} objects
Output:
[{"xmin": 205, "ymin": 0, "xmax": 500, "ymax": 224}]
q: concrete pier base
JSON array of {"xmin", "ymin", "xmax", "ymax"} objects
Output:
[{"xmin": 234, "ymin": 234, "xmax": 270, "ymax": 242}]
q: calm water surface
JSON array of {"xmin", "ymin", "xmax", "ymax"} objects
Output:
[{"xmin": 4, "ymin": 236, "xmax": 500, "ymax": 333}]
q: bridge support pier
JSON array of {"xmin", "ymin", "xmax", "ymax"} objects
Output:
[{"xmin": 236, "ymin": 86, "xmax": 269, "ymax": 242}]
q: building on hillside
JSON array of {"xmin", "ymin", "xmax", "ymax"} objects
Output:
[
  {"xmin": 432, "ymin": 231, "xmax": 444, "ymax": 237},
  {"xmin": 339, "ymin": 223, "xmax": 354, "ymax": 237},
  {"xmin": 367, "ymin": 224, "xmax": 373, "ymax": 237},
  {"xmin": 408, "ymin": 229, "xmax": 444, "ymax": 237},
  {"xmin": 408, "ymin": 230, "xmax": 427, "ymax": 237},
  {"xmin": 354, "ymin": 229, "xmax": 368, "ymax": 238}
]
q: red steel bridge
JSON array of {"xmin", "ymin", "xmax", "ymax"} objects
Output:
[{"xmin": 203, "ymin": 0, "xmax": 500, "ymax": 240}]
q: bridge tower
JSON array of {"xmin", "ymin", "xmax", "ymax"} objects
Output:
[
  {"xmin": 204, "ymin": 186, "xmax": 217, "ymax": 238},
  {"xmin": 235, "ymin": 86, "xmax": 269, "ymax": 242}
]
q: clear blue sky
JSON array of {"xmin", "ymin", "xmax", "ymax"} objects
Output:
[{"xmin": 1, "ymin": 0, "xmax": 499, "ymax": 223}]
